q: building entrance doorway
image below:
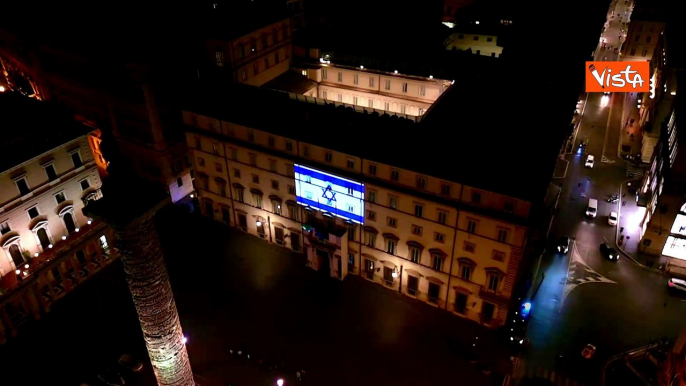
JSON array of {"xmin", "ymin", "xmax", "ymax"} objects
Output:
[{"xmin": 316, "ymin": 249, "xmax": 330, "ymax": 276}]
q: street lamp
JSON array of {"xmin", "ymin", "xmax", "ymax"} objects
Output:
[{"xmin": 277, "ymin": 379, "xmax": 284, "ymax": 386}]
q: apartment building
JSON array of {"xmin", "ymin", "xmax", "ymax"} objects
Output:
[
  {"xmin": 445, "ymin": 27, "xmax": 503, "ymax": 58},
  {"xmin": 282, "ymin": 63, "xmax": 452, "ymax": 118},
  {"xmin": 638, "ymin": 73, "xmax": 685, "ymax": 274},
  {"xmin": 0, "ymin": 93, "xmax": 116, "ymax": 343},
  {"xmin": 206, "ymin": 4, "xmax": 292, "ymax": 86},
  {"xmin": 0, "ymin": 19, "xmax": 193, "ymax": 203},
  {"xmin": 181, "ymin": 84, "xmax": 550, "ymax": 328},
  {"xmin": 620, "ymin": 20, "xmax": 665, "ymax": 63}
]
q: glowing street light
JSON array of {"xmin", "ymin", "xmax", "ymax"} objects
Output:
[
  {"xmin": 277, "ymin": 379, "xmax": 284, "ymax": 386},
  {"xmin": 256, "ymin": 221, "xmax": 262, "ymax": 227},
  {"xmin": 182, "ymin": 336, "xmax": 188, "ymax": 344}
]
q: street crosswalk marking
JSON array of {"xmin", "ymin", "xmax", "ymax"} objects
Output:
[{"xmin": 562, "ymin": 245, "xmax": 616, "ymax": 306}]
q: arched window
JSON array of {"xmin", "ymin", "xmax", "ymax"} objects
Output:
[
  {"xmin": 37, "ymin": 228, "xmax": 51, "ymax": 250},
  {"xmin": 32, "ymin": 220, "xmax": 53, "ymax": 251},
  {"xmin": 66, "ymin": 212, "xmax": 77, "ymax": 234},
  {"xmin": 58, "ymin": 207, "xmax": 77, "ymax": 235},
  {"xmin": 3, "ymin": 236, "xmax": 25, "ymax": 268},
  {"xmin": 9, "ymin": 244, "xmax": 23, "ymax": 266}
]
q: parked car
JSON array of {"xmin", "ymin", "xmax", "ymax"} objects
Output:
[
  {"xmin": 557, "ymin": 237, "xmax": 570, "ymax": 254},
  {"xmin": 668, "ymin": 278, "xmax": 686, "ymax": 292},
  {"xmin": 585, "ymin": 155, "xmax": 595, "ymax": 168},
  {"xmin": 118, "ymin": 354, "xmax": 144, "ymax": 373},
  {"xmin": 600, "ymin": 243, "xmax": 618, "ymax": 261},
  {"xmin": 608, "ymin": 212, "xmax": 618, "ymax": 226},
  {"xmin": 582, "ymin": 344, "xmax": 597, "ymax": 359}
]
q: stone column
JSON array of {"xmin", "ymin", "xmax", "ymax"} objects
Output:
[
  {"xmin": 84, "ymin": 175, "xmax": 194, "ymax": 386},
  {"xmin": 110, "ymin": 204, "xmax": 194, "ymax": 386}
]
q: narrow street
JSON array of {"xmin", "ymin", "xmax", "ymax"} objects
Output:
[{"xmin": 518, "ymin": 1, "xmax": 686, "ymax": 385}]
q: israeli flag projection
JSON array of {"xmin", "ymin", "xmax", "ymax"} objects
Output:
[{"xmin": 294, "ymin": 164, "xmax": 365, "ymax": 224}]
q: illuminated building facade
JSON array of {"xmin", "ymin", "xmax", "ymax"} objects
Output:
[
  {"xmin": 0, "ymin": 93, "xmax": 115, "ymax": 344},
  {"xmin": 0, "ymin": 27, "xmax": 193, "ymax": 204},
  {"xmin": 182, "ymin": 85, "xmax": 539, "ymax": 328},
  {"xmin": 620, "ymin": 20, "xmax": 665, "ymax": 63},
  {"xmin": 638, "ymin": 72, "xmax": 685, "ymax": 274},
  {"xmin": 207, "ymin": 18, "xmax": 293, "ymax": 87},
  {"xmin": 278, "ymin": 60, "xmax": 451, "ymax": 118},
  {"xmin": 444, "ymin": 28, "xmax": 503, "ymax": 58}
]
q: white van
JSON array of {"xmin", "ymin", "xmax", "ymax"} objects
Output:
[{"xmin": 586, "ymin": 198, "xmax": 598, "ymax": 218}]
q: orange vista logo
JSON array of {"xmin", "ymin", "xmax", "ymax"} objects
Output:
[{"xmin": 585, "ymin": 61, "xmax": 649, "ymax": 93}]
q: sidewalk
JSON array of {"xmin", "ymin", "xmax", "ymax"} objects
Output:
[
  {"xmin": 615, "ymin": 180, "xmax": 669, "ymax": 271},
  {"xmin": 619, "ymin": 92, "xmax": 643, "ymax": 157}
]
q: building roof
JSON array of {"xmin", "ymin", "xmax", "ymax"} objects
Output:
[
  {"xmin": 185, "ymin": 74, "xmax": 564, "ymax": 203},
  {"xmin": 204, "ymin": 0, "xmax": 290, "ymax": 41},
  {"xmin": 0, "ymin": 93, "xmax": 92, "ymax": 174},
  {"xmin": 449, "ymin": 22, "xmax": 503, "ymax": 37},
  {"xmin": 262, "ymin": 71, "xmax": 318, "ymax": 95}
]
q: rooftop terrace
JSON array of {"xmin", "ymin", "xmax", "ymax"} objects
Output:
[{"xmin": 186, "ymin": 70, "xmax": 566, "ymax": 203}]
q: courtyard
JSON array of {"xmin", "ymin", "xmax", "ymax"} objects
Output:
[
  {"xmin": 160, "ymin": 206, "xmax": 507, "ymax": 386},
  {"xmin": 0, "ymin": 205, "xmax": 508, "ymax": 385}
]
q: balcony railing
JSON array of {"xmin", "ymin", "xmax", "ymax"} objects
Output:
[
  {"xmin": 0, "ymin": 221, "xmax": 115, "ymax": 300},
  {"xmin": 288, "ymin": 93, "xmax": 423, "ymax": 122},
  {"xmin": 401, "ymin": 286, "xmax": 446, "ymax": 308},
  {"xmin": 81, "ymin": 187, "xmax": 104, "ymax": 207}
]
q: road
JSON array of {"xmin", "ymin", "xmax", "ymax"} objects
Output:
[{"xmin": 519, "ymin": 1, "xmax": 686, "ymax": 385}]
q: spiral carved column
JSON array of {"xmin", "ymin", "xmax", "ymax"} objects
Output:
[{"xmin": 115, "ymin": 210, "xmax": 194, "ymax": 386}]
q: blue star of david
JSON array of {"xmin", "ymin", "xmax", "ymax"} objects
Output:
[{"xmin": 321, "ymin": 184, "xmax": 337, "ymax": 205}]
